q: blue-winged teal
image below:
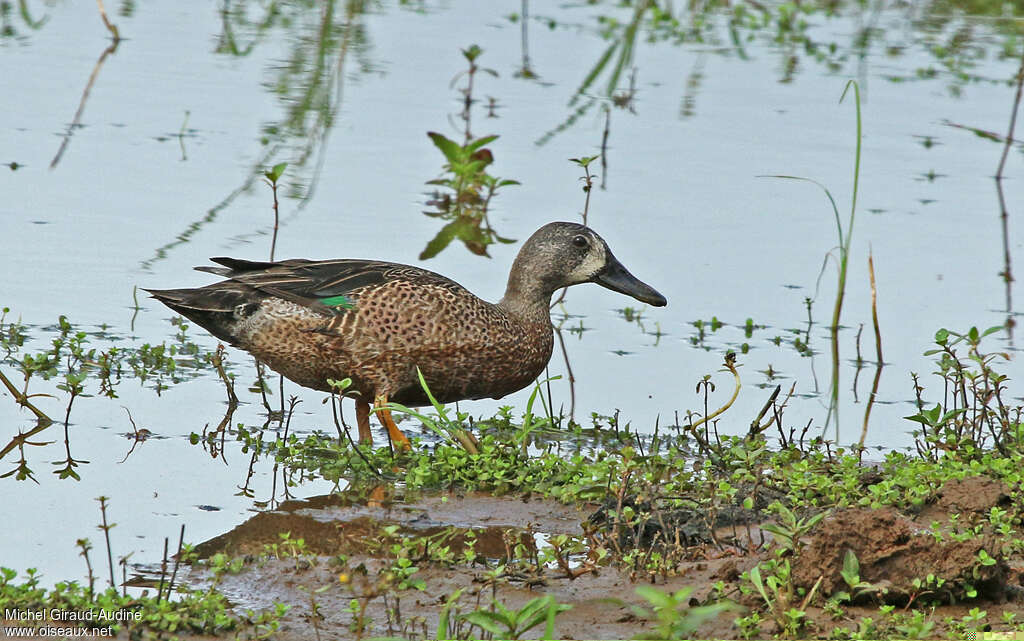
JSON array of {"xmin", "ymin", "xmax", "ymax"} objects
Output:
[{"xmin": 147, "ymin": 222, "xmax": 666, "ymax": 448}]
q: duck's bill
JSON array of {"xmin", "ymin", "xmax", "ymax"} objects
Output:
[{"xmin": 594, "ymin": 257, "xmax": 667, "ymax": 307}]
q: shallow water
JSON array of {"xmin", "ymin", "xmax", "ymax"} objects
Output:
[{"xmin": 1, "ymin": 1, "xmax": 1022, "ymax": 582}]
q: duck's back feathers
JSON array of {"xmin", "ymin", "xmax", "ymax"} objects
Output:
[{"xmin": 197, "ymin": 258, "xmax": 465, "ymax": 311}]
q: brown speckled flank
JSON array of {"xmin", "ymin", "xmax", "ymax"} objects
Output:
[{"xmin": 146, "ymin": 222, "xmax": 666, "ymax": 432}]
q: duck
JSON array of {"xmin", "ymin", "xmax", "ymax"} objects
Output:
[{"xmin": 146, "ymin": 221, "xmax": 666, "ymax": 449}]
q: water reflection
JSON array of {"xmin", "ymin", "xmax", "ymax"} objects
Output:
[
  {"xmin": 144, "ymin": 0, "xmax": 375, "ymax": 269},
  {"xmin": 419, "ymin": 45, "xmax": 518, "ymax": 259},
  {"xmin": 994, "ymin": 48, "xmax": 1024, "ymax": 343},
  {"xmin": 49, "ymin": 11, "xmax": 121, "ymax": 170}
]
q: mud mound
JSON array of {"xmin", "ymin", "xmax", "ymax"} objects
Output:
[
  {"xmin": 791, "ymin": 507, "xmax": 1008, "ymax": 604},
  {"xmin": 932, "ymin": 476, "xmax": 1013, "ymax": 514}
]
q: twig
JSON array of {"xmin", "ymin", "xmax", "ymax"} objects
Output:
[
  {"xmin": 50, "ymin": 36, "xmax": 120, "ymax": 169},
  {"xmin": 869, "ymin": 252, "xmax": 883, "ymax": 366},
  {"xmin": 97, "ymin": 496, "xmax": 116, "ymax": 589},
  {"xmin": 690, "ymin": 353, "xmax": 740, "ymax": 432},
  {"xmin": 553, "ymin": 324, "xmax": 575, "ymax": 419},
  {"xmin": 0, "ymin": 367, "xmax": 52, "ymax": 423},
  {"xmin": 600, "ymin": 105, "xmax": 610, "ymax": 190},
  {"xmin": 996, "ymin": 45, "xmax": 1024, "ymax": 180},
  {"xmin": 859, "ymin": 250, "xmax": 884, "ymax": 451},
  {"xmin": 156, "ymin": 537, "xmax": 169, "ymax": 603},
  {"xmin": 331, "ymin": 394, "xmax": 381, "ymax": 478},
  {"xmin": 167, "ymin": 524, "xmax": 186, "ymax": 600},
  {"xmin": 96, "ymin": 0, "xmax": 120, "ymax": 41},
  {"xmin": 748, "ymin": 385, "xmax": 781, "ymax": 438}
]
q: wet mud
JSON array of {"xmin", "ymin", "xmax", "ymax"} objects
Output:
[{"xmin": 155, "ymin": 475, "xmax": 1024, "ymax": 640}]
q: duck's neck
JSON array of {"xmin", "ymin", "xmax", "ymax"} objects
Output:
[{"xmin": 496, "ymin": 270, "xmax": 554, "ymax": 324}]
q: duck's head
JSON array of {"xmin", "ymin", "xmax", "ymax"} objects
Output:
[{"xmin": 502, "ymin": 221, "xmax": 667, "ymax": 310}]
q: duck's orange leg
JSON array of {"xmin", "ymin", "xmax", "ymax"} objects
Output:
[
  {"xmin": 374, "ymin": 394, "xmax": 411, "ymax": 451},
  {"xmin": 355, "ymin": 399, "xmax": 374, "ymax": 445}
]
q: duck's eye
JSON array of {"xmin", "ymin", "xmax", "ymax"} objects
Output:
[{"xmin": 572, "ymin": 235, "xmax": 589, "ymax": 248}]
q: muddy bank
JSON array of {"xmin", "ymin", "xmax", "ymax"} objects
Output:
[{"xmin": 147, "ymin": 475, "xmax": 1024, "ymax": 640}]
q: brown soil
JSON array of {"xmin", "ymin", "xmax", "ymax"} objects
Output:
[
  {"xmin": 791, "ymin": 507, "xmax": 1007, "ymax": 602},
  {"xmin": 122, "ymin": 475, "xmax": 1024, "ymax": 640}
]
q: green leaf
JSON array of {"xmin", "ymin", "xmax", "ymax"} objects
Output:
[
  {"xmin": 264, "ymin": 162, "xmax": 287, "ymax": 182},
  {"xmin": 636, "ymin": 585, "xmax": 673, "ymax": 608},
  {"xmin": 419, "ymin": 221, "xmax": 459, "ymax": 260},
  {"xmin": 427, "ymin": 132, "xmax": 462, "ymax": 163},
  {"xmin": 840, "ymin": 549, "xmax": 860, "ymax": 587},
  {"xmin": 981, "ymin": 324, "xmax": 1004, "ymax": 338},
  {"xmin": 461, "ymin": 44, "xmax": 482, "ymax": 62},
  {"xmin": 749, "ymin": 566, "xmax": 771, "ymax": 605},
  {"xmin": 465, "ymin": 134, "xmax": 499, "ymax": 153},
  {"xmin": 461, "ymin": 610, "xmax": 508, "ymax": 635}
]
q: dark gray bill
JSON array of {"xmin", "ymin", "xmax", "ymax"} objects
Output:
[{"xmin": 593, "ymin": 255, "xmax": 667, "ymax": 307}]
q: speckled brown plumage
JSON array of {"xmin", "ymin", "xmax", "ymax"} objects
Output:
[{"xmin": 147, "ymin": 222, "xmax": 666, "ymax": 440}]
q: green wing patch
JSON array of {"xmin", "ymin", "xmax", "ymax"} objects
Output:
[{"xmin": 319, "ymin": 295, "xmax": 355, "ymax": 309}]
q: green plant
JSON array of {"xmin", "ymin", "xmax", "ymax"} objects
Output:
[
  {"xmin": 626, "ymin": 585, "xmax": 735, "ymax": 640},
  {"xmin": 747, "ymin": 560, "xmax": 823, "ymax": 638},
  {"xmin": 262, "ymin": 161, "xmax": 287, "ymax": 261},
  {"xmin": 908, "ymin": 325, "xmax": 1021, "ymax": 459},
  {"xmin": 832, "ymin": 549, "xmax": 884, "ymax": 603},
  {"xmin": 890, "ymin": 608, "xmax": 936, "ymax": 639},
  {"xmin": 736, "ymin": 610, "xmax": 763, "ymax": 639},
  {"xmin": 382, "ymin": 368, "xmax": 480, "ymax": 453},
  {"xmin": 761, "ymin": 504, "xmax": 827, "ymax": 554},
  {"xmin": 461, "ymin": 595, "xmax": 571, "ymax": 640},
  {"xmin": 0, "ymin": 566, "xmax": 287, "ymax": 636}
]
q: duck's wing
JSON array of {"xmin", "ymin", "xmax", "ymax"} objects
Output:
[{"xmin": 203, "ymin": 257, "xmax": 465, "ymax": 314}]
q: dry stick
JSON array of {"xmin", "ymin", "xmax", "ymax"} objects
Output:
[
  {"xmin": 747, "ymin": 385, "xmax": 781, "ymax": 439},
  {"xmin": 278, "ymin": 374, "xmax": 286, "ymax": 426},
  {"xmin": 870, "ymin": 254, "xmax": 884, "ymax": 366},
  {"xmin": 79, "ymin": 540, "xmax": 95, "ymax": 601},
  {"xmin": 166, "ymin": 524, "xmax": 186, "ymax": 600},
  {"xmin": 0, "ymin": 368, "xmax": 52, "ymax": 423},
  {"xmin": 518, "ymin": 0, "xmax": 533, "ymax": 77},
  {"xmin": 996, "ymin": 45, "xmax": 1024, "ymax": 180},
  {"xmin": 118, "ymin": 407, "xmax": 145, "ymax": 464},
  {"xmin": 98, "ymin": 497, "xmax": 116, "ymax": 589},
  {"xmin": 331, "ymin": 394, "xmax": 381, "ymax": 478},
  {"xmin": 851, "ymin": 323, "xmax": 864, "ymax": 403},
  {"xmin": 50, "ymin": 37, "xmax": 119, "ymax": 169},
  {"xmin": 269, "ymin": 174, "xmax": 281, "ymax": 262},
  {"xmin": 96, "ymin": 0, "xmax": 119, "ymax": 40},
  {"xmin": 212, "ymin": 345, "xmax": 238, "ymax": 406},
  {"xmin": 689, "ymin": 353, "xmax": 740, "ymax": 433},
  {"xmin": 156, "ymin": 537, "xmax": 169, "ymax": 603},
  {"xmin": 600, "ymin": 105, "xmax": 611, "ymax": 190},
  {"xmin": 995, "ymin": 45, "xmax": 1024, "ymax": 328},
  {"xmin": 553, "ymin": 327, "xmax": 576, "ymax": 418},
  {"xmin": 858, "ymin": 250, "xmax": 884, "ymax": 452},
  {"xmin": 119, "ymin": 556, "xmax": 128, "ymax": 597},
  {"xmin": 254, "ymin": 359, "xmax": 273, "ymax": 412}
]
